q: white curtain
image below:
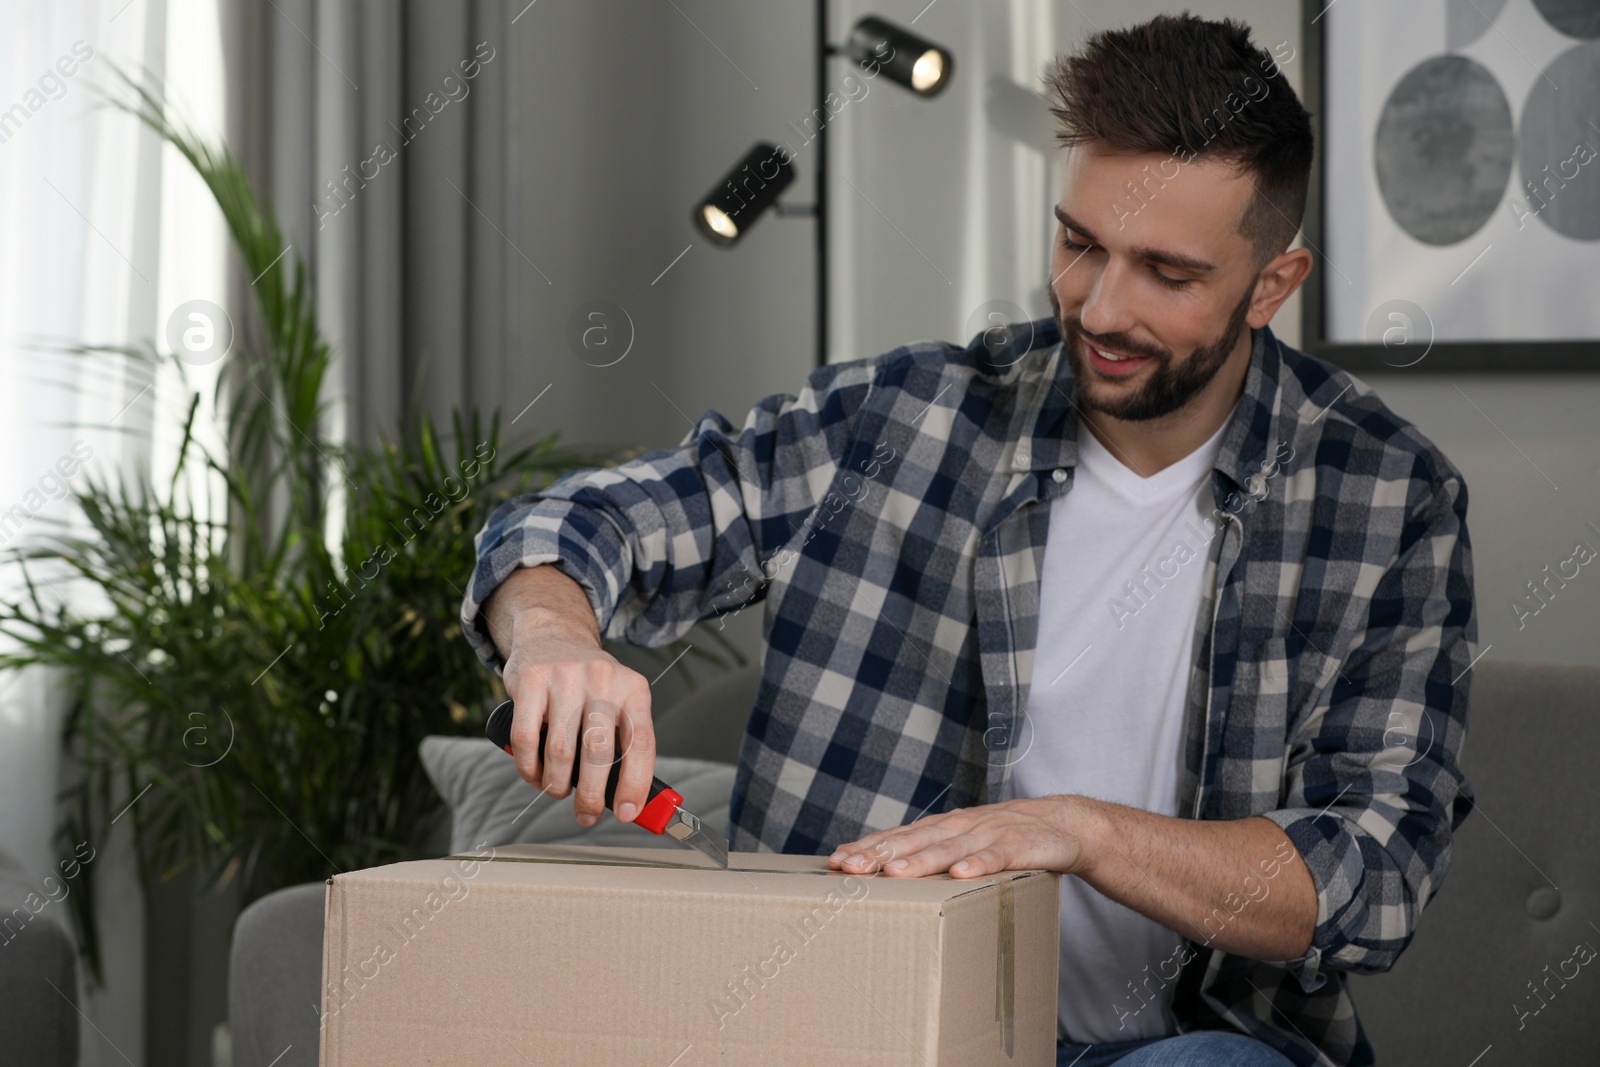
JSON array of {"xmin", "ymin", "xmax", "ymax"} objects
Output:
[
  {"xmin": 0, "ymin": 0, "xmax": 227, "ymax": 1060},
  {"xmin": 228, "ymin": 0, "xmax": 510, "ymax": 449}
]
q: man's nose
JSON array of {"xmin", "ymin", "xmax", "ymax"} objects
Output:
[{"xmin": 1076, "ymin": 259, "xmax": 1136, "ymax": 338}]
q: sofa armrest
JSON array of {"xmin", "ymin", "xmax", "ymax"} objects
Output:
[
  {"xmin": 0, "ymin": 847, "xmax": 80, "ymax": 1067},
  {"xmin": 228, "ymin": 881, "xmax": 327, "ymax": 1067}
]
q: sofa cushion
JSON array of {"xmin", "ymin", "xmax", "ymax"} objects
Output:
[
  {"xmin": 418, "ymin": 735, "xmax": 737, "ymax": 855},
  {"xmin": 651, "ymin": 661, "xmax": 761, "ymax": 765}
]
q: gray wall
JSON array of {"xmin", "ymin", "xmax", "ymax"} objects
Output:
[
  {"xmin": 501, "ymin": 0, "xmax": 824, "ymax": 673},
  {"xmin": 504, "ymin": 0, "xmax": 1600, "ymax": 670},
  {"xmin": 502, "ymin": 0, "xmax": 816, "ymax": 458},
  {"xmin": 1363, "ymin": 374, "xmax": 1600, "ymax": 665}
]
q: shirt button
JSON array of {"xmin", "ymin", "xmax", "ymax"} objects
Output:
[
  {"xmin": 1052, "ymin": 468, "xmax": 1067, "ymax": 483},
  {"xmin": 1015, "ymin": 447, "xmax": 1031, "ymax": 466}
]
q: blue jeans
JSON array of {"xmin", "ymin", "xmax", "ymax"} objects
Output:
[{"xmin": 1056, "ymin": 1032, "xmax": 1297, "ymax": 1066}]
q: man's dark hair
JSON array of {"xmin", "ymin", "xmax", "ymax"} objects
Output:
[{"xmin": 1045, "ymin": 14, "xmax": 1314, "ymax": 266}]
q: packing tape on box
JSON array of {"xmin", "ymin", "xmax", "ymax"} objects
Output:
[
  {"xmin": 447, "ymin": 852, "xmax": 1028, "ymax": 885},
  {"xmin": 448, "ymin": 850, "xmax": 1019, "ymax": 1049},
  {"xmin": 445, "ymin": 852, "xmax": 848, "ymax": 876}
]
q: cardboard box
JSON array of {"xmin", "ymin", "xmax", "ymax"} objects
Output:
[{"xmin": 319, "ymin": 842, "xmax": 1060, "ymax": 1065}]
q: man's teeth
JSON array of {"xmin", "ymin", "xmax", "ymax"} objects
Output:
[{"xmin": 1098, "ymin": 346, "xmax": 1129, "ymax": 361}]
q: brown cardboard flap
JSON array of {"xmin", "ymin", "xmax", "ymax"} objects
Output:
[{"xmin": 996, "ymin": 877, "xmax": 1015, "ymax": 1056}]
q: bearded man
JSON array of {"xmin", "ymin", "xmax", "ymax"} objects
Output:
[{"xmin": 463, "ymin": 15, "xmax": 1476, "ymax": 1066}]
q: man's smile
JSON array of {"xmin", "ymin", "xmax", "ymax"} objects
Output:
[{"xmin": 1082, "ymin": 336, "xmax": 1156, "ymax": 378}]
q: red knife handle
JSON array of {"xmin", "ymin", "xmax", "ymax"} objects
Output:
[{"xmin": 485, "ymin": 699, "xmax": 683, "ymax": 834}]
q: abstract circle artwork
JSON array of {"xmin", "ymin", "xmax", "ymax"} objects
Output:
[
  {"xmin": 1532, "ymin": 0, "xmax": 1600, "ymax": 40},
  {"xmin": 1446, "ymin": 0, "xmax": 1511, "ymax": 48},
  {"xmin": 1518, "ymin": 43, "xmax": 1600, "ymax": 239},
  {"xmin": 1374, "ymin": 55, "xmax": 1516, "ymax": 245}
]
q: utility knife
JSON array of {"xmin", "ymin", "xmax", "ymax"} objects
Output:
[{"xmin": 485, "ymin": 699, "xmax": 730, "ymax": 868}]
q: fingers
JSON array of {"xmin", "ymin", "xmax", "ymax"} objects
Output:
[
  {"xmin": 504, "ymin": 643, "xmax": 654, "ymax": 829},
  {"xmin": 946, "ymin": 847, "xmax": 1005, "ymax": 878},
  {"xmin": 840, "ymin": 832, "xmax": 990, "ymax": 877},
  {"xmin": 540, "ymin": 678, "xmax": 587, "ymax": 799},
  {"xmin": 507, "ymin": 676, "xmax": 550, "ymax": 790},
  {"xmin": 825, "ymin": 802, "xmax": 1072, "ymax": 877},
  {"xmin": 828, "ymin": 833, "xmax": 914, "ymax": 872},
  {"xmin": 827, "ymin": 811, "xmax": 963, "ymax": 870},
  {"xmin": 570, "ymin": 701, "xmax": 618, "ymax": 826},
  {"xmin": 611, "ymin": 674, "xmax": 655, "ymax": 823},
  {"xmin": 828, "ymin": 810, "xmax": 993, "ymax": 875}
]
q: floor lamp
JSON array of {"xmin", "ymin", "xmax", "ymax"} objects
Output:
[{"xmin": 692, "ymin": 5, "xmax": 955, "ymax": 370}]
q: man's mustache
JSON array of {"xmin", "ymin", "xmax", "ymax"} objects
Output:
[{"xmin": 1062, "ymin": 316, "xmax": 1171, "ymax": 363}]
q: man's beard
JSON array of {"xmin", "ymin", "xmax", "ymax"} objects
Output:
[{"xmin": 1050, "ymin": 283, "xmax": 1255, "ymax": 422}]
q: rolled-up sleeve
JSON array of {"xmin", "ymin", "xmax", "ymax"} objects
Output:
[
  {"xmin": 1260, "ymin": 464, "xmax": 1476, "ymax": 991},
  {"xmin": 460, "ymin": 360, "xmax": 872, "ymax": 672}
]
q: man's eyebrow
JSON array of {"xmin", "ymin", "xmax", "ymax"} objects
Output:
[{"xmin": 1053, "ymin": 205, "xmax": 1218, "ymax": 274}]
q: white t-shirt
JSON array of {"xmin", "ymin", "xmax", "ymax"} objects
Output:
[{"xmin": 1001, "ymin": 418, "xmax": 1227, "ymax": 1044}]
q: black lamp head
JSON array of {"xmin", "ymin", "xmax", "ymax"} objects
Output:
[
  {"xmin": 846, "ymin": 15, "xmax": 954, "ymax": 97},
  {"xmin": 693, "ymin": 142, "xmax": 796, "ymax": 246}
]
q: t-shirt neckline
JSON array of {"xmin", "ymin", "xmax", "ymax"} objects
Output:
[{"xmin": 1077, "ymin": 414, "xmax": 1229, "ymax": 498}]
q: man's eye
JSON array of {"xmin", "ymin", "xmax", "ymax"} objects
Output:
[
  {"xmin": 1061, "ymin": 232, "xmax": 1095, "ymax": 253},
  {"xmin": 1153, "ymin": 269, "xmax": 1192, "ymax": 290}
]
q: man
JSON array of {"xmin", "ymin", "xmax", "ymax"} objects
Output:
[{"xmin": 462, "ymin": 15, "xmax": 1475, "ymax": 1067}]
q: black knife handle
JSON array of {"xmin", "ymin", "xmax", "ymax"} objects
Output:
[{"xmin": 485, "ymin": 699, "xmax": 678, "ymax": 827}]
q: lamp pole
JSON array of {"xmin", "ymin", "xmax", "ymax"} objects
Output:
[
  {"xmin": 815, "ymin": 0, "xmax": 830, "ymax": 371},
  {"xmin": 759, "ymin": 4, "xmax": 952, "ymax": 368}
]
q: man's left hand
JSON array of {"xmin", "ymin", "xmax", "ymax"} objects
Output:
[{"xmin": 826, "ymin": 795, "xmax": 1094, "ymax": 878}]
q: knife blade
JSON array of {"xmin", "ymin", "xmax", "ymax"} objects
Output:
[{"xmin": 484, "ymin": 699, "xmax": 730, "ymax": 868}]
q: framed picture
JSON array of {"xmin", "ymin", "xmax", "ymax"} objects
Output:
[{"xmin": 1301, "ymin": 0, "xmax": 1600, "ymax": 372}]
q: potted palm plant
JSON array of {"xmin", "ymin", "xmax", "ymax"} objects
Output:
[{"xmin": 0, "ymin": 75, "xmax": 743, "ymax": 980}]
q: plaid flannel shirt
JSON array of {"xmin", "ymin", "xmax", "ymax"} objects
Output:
[{"xmin": 462, "ymin": 318, "xmax": 1476, "ymax": 1066}]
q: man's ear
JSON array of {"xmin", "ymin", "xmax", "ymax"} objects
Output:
[{"xmin": 1246, "ymin": 247, "xmax": 1313, "ymax": 329}]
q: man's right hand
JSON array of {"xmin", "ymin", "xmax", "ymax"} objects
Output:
[{"xmin": 485, "ymin": 565, "xmax": 657, "ymax": 828}]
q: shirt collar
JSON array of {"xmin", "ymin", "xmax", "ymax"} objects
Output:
[{"xmin": 1014, "ymin": 317, "xmax": 1283, "ymax": 495}]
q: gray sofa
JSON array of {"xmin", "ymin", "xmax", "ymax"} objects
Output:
[
  {"xmin": 228, "ymin": 659, "xmax": 1599, "ymax": 1065},
  {"xmin": 0, "ymin": 845, "xmax": 80, "ymax": 1067},
  {"xmin": 1351, "ymin": 659, "xmax": 1599, "ymax": 1062}
]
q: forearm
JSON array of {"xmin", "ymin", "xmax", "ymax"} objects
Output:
[
  {"xmin": 1072, "ymin": 797, "xmax": 1316, "ymax": 962},
  {"xmin": 483, "ymin": 564, "xmax": 602, "ymax": 661}
]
